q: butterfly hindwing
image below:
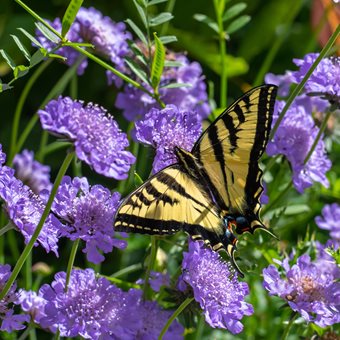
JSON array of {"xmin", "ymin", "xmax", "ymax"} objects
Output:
[{"xmin": 193, "ymin": 85, "xmax": 277, "ymax": 233}]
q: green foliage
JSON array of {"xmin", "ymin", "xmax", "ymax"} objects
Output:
[{"xmin": 61, "ymin": 0, "xmax": 83, "ymax": 37}]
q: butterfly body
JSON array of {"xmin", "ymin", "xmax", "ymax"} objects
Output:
[{"xmin": 114, "ymin": 85, "xmax": 278, "ymax": 275}]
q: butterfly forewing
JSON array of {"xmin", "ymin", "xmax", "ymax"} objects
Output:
[{"xmin": 193, "ymin": 85, "xmax": 277, "ymax": 232}]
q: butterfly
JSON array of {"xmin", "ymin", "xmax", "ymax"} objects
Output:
[{"xmin": 114, "ymin": 84, "xmax": 278, "ymax": 276}]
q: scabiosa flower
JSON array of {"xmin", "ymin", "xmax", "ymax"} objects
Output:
[
  {"xmin": 136, "ymin": 271, "xmax": 171, "ymax": 292},
  {"xmin": 0, "ymin": 156, "xmax": 61, "ymax": 255},
  {"xmin": 178, "ymin": 240, "xmax": 253, "ymax": 334},
  {"xmin": 13, "ymin": 150, "xmax": 52, "ymax": 195},
  {"xmin": 49, "ymin": 176, "xmax": 125, "ymax": 263},
  {"xmin": 263, "ymin": 254, "xmax": 340, "ymax": 327},
  {"xmin": 0, "ymin": 264, "xmax": 29, "ymax": 332},
  {"xmin": 267, "ymin": 100, "xmax": 331, "ymax": 193},
  {"xmin": 315, "ymin": 203, "xmax": 340, "ymax": 240},
  {"xmin": 265, "ymin": 71, "xmax": 295, "ymax": 97},
  {"xmin": 116, "ymin": 54, "xmax": 210, "ymax": 121},
  {"xmin": 39, "ymin": 269, "xmax": 142, "ymax": 339},
  {"xmin": 38, "ymin": 96, "xmax": 135, "ymax": 179},
  {"xmin": 135, "ymin": 105, "xmax": 202, "ymax": 172}
]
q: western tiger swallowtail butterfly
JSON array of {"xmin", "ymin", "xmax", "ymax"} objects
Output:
[{"xmin": 114, "ymin": 84, "xmax": 277, "ymax": 276}]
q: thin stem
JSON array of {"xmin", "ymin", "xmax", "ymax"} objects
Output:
[
  {"xmin": 158, "ymin": 297, "xmax": 194, "ymax": 340},
  {"xmin": 143, "ymin": 236, "xmax": 158, "ymax": 300},
  {"xmin": 270, "ymin": 24, "xmax": 340, "ymax": 139},
  {"xmin": 37, "ymin": 142, "xmax": 72, "ymax": 159},
  {"xmin": 65, "ymin": 239, "xmax": 80, "ymax": 292},
  {"xmin": 38, "ymin": 132, "xmax": 49, "ymax": 163},
  {"xmin": 281, "ymin": 312, "xmax": 298, "ymax": 340},
  {"xmin": 0, "ymin": 222, "xmax": 15, "ymax": 236},
  {"xmin": 111, "ymin": 263, "xmax": 143, "ymax": 278},
  {"xmin": 9, "ymin": 59, "xmax": 52, "ymax": 163},
  {"xmin": 194, "ymin": 314, "xmax": 205, "ymax": 340},
  {"xmin": 160, "ymin": 0, "xmax": 176, "ymax": 36},
  {"xmin": 24, "ymin": 251, "xmax": 32, "ymax": 290},
  {"xmin": 0, "ymin": 151, "xmax": 74, "ymax": 300}
]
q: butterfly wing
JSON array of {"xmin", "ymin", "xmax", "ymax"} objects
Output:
[
  {"xmin": 114, "ymin": 165, "xmax": 236, "ymax": 257},
  {"xmin": 192, "ymin": 85, "xmax": 277, "ymax": 234}
]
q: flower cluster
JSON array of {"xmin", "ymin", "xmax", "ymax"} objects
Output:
[
  {"xmin": 178, "ymin": 240, "xmax": 253, "ymax": 334},
  {"xmin": 49, "ymin": 176, "xmax": 125, "ymax": 263},
  {"xmin": 315, "ymin": 203, "xmax": 340, "ymax": 241},
  {"xmin": 20, "ymin": 269, "xmax": 183, "ymax": 339},
  {"xmin": 0, "ymin": 264, "xmax": 29, "ymax": 332},
  {"xmin": 38, "ymin": 96, "xmax": 135, "ymax": 179},
  {"xmin": 263, "ymin": 254, "xmax": 340, "ymax": 327},
  {"xmin": 35, "ymin": 7, "xmax": 131, "ymax": 76},
  {"xmin": 116, "ymin": 54, "xmax": 210, "ymax": 121},
  {"xmin": 13, "ymin": 150, "xmax": 52, "ymax": 195},
  {"xmin": 0, "ymin": 146, "xmax": 61, "ymax": 255},
  {"xmin": 135, "ymin": 105, "xmax": 202, "ymax": 172}
]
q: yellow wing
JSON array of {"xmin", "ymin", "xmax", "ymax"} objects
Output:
[
  {"xmin": 192, "ymin": 85, "xmax": 277, "ymax": 234},
  {"xmin": 114, "ymin": 165, "xmax": 236, "ymax": 258}
]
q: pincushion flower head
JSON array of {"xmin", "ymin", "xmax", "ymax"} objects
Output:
[
  {"xmin": 315, "ymin": 203, "xmax": 340, "ymax": 241},
  {"xmin": 267, "ymin": 100, "xmax": 331, "ymax": 193},
  {"xmin": 0, "ymin": 146, "xmax": 61, "ymax": 255},
  {"xmin": 135, "ymin": 105, "xmax": 202, "ymax": 172},
  {"xmin": 116, "ymin": 53, "xmax": 210, "ymax": 121},
  {"xmin": 38, "ymin": 96, "xmax": 135, "ymax": 179},
  {"xmin": 35, "ymin": 7, "xmax": 131, "ymax": 76},
  {"xmin": 0, "ymin": 264, "xmax": 29, "ymax": 332},
  {"xmin": 263, "ymin": 254, "xmax": 340, "ymax": 327},
  {"xmin": 178, "ymin": 240, "xmax": 253, "ymax": 334},
  {"xmin": 49, "ymin": 176, "xmax": 125, "ymax": 263}
]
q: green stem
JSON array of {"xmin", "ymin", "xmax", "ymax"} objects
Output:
[
  {"xmin": 65, "ymin": 238, "xmax": 80, "ymax": 292},
  {"xmin": 0, "ymin": 222, "xmax": 15, "ymax": 236},
  {"xmin": 160, "ymin": 0, "xmax": 176, "ymax": 36},
  {"xmin": 281, "ymin": 312, "xmax": 298, "ymax": 340},
  {"xmin": 194, "ymin": 314, "xmax": 205, "ymax": 340},
  {"xmin": 158, "ymin": 297, "xmax": 194, "ymax": 340},
  {"xmin": 143, "ymin": 236, "xmax": 158, "ymax": 300},
  {"xmin": 262, "ymin": 181, "xmax": 293, "ymax": 215},
  {"xmin": 37, "ymin": 142, "xmax": 72, "ymax": 159},
  {"xmin": 9, "ymin": 59, "xmax": 52, "ymax": 163},
  {"xmin": 0, "ymin": 151, "xmax": 74, "ymax": 300},
  {"xmin": 25, "ymin": 251, "xmax": 32, "ymax": 290},
  {"xmin": 270, "ymin": 25, "xmax": 340, "ymax": 139},
  {"xmin": 38, "ymin": 132, "xmax": 49, "ymax": 163},
  {"xmin": 70, "ymin": 73, "xmax": 78, "ymax": 98},
  {"xmin": 111, "ymin": 263, "xmax": 143, "ymax": 278}
]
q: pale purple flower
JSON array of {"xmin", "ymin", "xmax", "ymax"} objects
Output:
[
  {"xmin": 263, "ymin": 254, "xmax": 340, "ymax": 327},
  {"xmin": 0, "ymin": 156, "xmax": 61, "ymax": 255},
  {"xmin": 136, "ymin": 271, "xmax": 171, "ymax": 292},
  {"xmin": 265, "ymin": 71, "xmax": 295, "ymax": 97},
  {"xmin": 13, "ymin": 150, "xmax": 52, "ymax": 195},
  {"xmin": 267, "ymin": 100, "xmax": 331, "ymax": 193},
  {"xmin": 178, "ymin": 240, "xmax": 253, "ymax": 334},
  {"xmin": 315, "ymin": 203, "xmax": 340, "ymax": 240},
  {"xmin": 39, "ymin": 269, "xmax": 142, "ymax": 339},
  {"xmin": 135, "ymin": 105, "xmax": 202, "ymax": 172},
  {"xmin": 38, "ymin": 96, "xmax": 135, "ymax": 179},
  {"xmin": 116, "ymin": 54, "xmax": 210, "ymax": 121},
  {"xmin": 0, "ymin": 264, "xmax": 29, "ymax": 332},
  {"xmin": 49, "ymin": 176, "xmax": 125, "ymax": 263}
]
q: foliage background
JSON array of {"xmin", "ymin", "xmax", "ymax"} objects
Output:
[{"xmin": 0, "ymin": 0, "xmax": 339, "ymax": 339}]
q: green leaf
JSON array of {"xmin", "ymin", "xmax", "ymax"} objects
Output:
[
  {"xmin": 135, "ymin": 0, "xmax": 147, "ymax": 7},
  {"xmin": 133, "ymin": 0, "xmax": 148, "ymax": 29},
  {"xmin": 148, "ymin": 0, "xmax": 168, "ymax": 5},
  {"xmin": 35, "ymin": 22, "xmax": 60, "ymax": 44},
  {"xmin": 226, "ymin": 15, "xmax": 250, "ymax": 35},
  {"xmin": 150, "ymin": 12, "xmax": 174, "ymax": 26},
  {"xmin": 134, "ymin": 171, "xmax": 144, "ymax": 186},
  {"xmin": 125, "ymin": 19, "xmax": 148, "ymax": 46},
  {"xmin": 125, "ymin": 57, "xmax": 149, "ymax": 85},
  {"xmin": 0, "ymin": 50, "xmax": 16, "ymax": 69},
  {"xmin": 17, "ymin": 28, "xmax": 43, "ymax": 48},
  {"xmin": 127, "ymin": 41, "xmax": 148, "ymax": 65},
  {"xmin": 160, "ymin": 82, "xmax": 192, "ymax": 89},
  {"xmin": 11, "ymin": 35, "xmax": 30, "ymax": 61},
  {"xmin": 30, "ymin": 49, "xmax": 47, "ymax": 67},
  {"xmin": 193, "ymin": 13, "xmax": 219, "ymax": 33},
  {"xmin": 164, "ymin": 60, "xmax": 183, "ymax": 67},
  {"xmin": 159, "ymin": 35, "xmax": 177, "ymax": 44},
  {"xmin": 0, "ymin": 82, "xmax": 12, "ymax": 92},
  {"xmin": 151, "ymin": 33, "xmax": 165, "ymax": 89},
  {"xmin": 13, "ymin": 65, "xmax": 29, "ymax": 79},
  {"xmin": 222, "ymin": 3, "xmax": 247, "ymax": 22},
  {"xmin": 61, "ymin": 0, "xmax": 83, "ymax": 37},
  {"xmin": 284, "ymin": 204, "xmax": 311, "ymax": 216}
]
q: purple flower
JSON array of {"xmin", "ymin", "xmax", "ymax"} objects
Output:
[
  {"xmin": 292, "ymin": 53, "xmax": 340, "ymax": 106},
  {"xmin": 38, "ymin": 96, "xmax": 135, "ymax": 179},
  {"xmin": 265, "ymin": 71, "xmax": 295, "ymax": 97},
  {"xmin": 116, "ymin": 54, "xmax": 210, "ymax": 121},
  {"xmin": 0, "ymin": 144, "xmax": 6, "ymax": 165},
  {"xmin": 315, "ymin": 203, "xmax": 340, "ymax": 240},
  {"xmin": 13, "ymin": 150, "xmax": 52, "ymax": 195},
  {"xmin": 135, "ymin": 105, "xmax": 202, "ymax": 172},
  {"xmin": 267, "ymin": 100, "xmax": 331, "ymax": 193},
  {"xmin": 50, "ymin": 176, "xmax": 125, "ymax": 263},
  {"xmin": 178, "ymin": 240, "xmax": 253, "ymax": 334},
  {"xmin": 39, "ymin": 269, "xmax": 142, "ymax": 339},
  {"xmin": 0, "ymin": 264, "xmax": 29, "ymax": 332},
  {"xmin": 136, "ymin": 271, "xmax": 170, "ymax": 292},
  {"xmin": 0, "ymin": 154, "xmax": 61, "ymax": 255},
  {"xmin": 263, "ymin": 254, "xmax": 340, "ymax": 327}
]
